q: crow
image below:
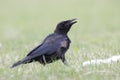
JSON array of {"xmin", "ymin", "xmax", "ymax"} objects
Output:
[{"xmin": 11, "ymin": 19, "xmax": 77, "ymax": 68}]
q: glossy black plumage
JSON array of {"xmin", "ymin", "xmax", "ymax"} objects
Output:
[{"xmin": 11, "ymin": 19, "xmax": 77, "ymax": 68}]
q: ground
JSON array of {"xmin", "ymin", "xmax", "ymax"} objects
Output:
[{"xmin": 0, "ymin": 0, "xmax": 120, "ymax": 80}]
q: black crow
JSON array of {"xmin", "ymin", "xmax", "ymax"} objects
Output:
[{"xmin": 11, "ymin": 19, "xmax": 77, "ymax": 68}]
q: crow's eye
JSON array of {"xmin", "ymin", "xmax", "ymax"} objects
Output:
[{"xmin": 59, "ymin": 26, "xmax": 65, "ymax": 30}]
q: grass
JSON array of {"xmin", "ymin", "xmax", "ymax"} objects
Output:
[{"xmin": 0, "ymin": 0, "xmax": 120, "ymax": 80}]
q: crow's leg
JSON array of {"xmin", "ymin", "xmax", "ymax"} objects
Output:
[
  {"xmin": 61, "ymin": 54, "xmax": 68, "ymax": 66},
  {"xmin": 42, "ymin": 55, "xmax": 47, "ymax": 64}
]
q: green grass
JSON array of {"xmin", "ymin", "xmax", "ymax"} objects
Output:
[{"xmin": 0, "ymin": 0, "xmax": 120, "ymax": 80}]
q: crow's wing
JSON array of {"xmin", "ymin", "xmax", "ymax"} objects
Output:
[
  {"xmin": 26, "ymin": 42, "xmax": 60, "ymax": 59},
  {"xmin": 25, "ymin": 34, "xmax": 67, "ymax": 60},
  {"xmin": 27, "ymin": 34, "xmax": 62, "ymax": 56}
]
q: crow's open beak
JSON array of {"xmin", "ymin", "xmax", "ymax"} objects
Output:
[{"xmin": 69, "ymin": 19, "xmax": 77, "ymax": 25}]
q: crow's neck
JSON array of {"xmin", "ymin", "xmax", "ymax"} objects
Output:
[{"xmin": 54, "ymin": 31, "xmax": 67, "ymax": 35}]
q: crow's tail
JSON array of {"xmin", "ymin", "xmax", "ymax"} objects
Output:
[
  {"xmin": 10, "ymin": 61, "xmax": 23, "ymax": 68},
  {"xmin": 10, "ymin": 57, "xmax": 29, "ymax": 68}
]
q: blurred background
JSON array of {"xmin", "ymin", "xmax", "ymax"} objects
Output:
[{"xmin": 0, "ymin": 0, "xmax": 120, "ymax": 80}]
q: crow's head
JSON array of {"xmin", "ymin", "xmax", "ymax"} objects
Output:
[{"xmin": 54, "ymin": 19, "xmax": 77, "ymax": 34}]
